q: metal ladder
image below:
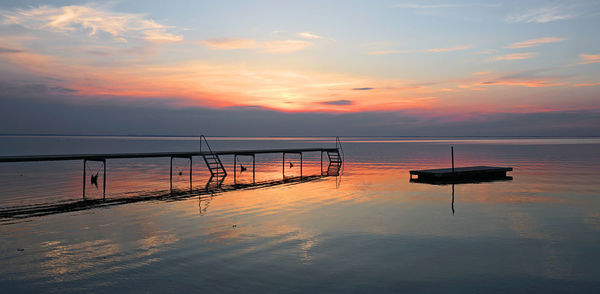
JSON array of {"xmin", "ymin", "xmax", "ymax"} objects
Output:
[
  {"xmin": 330, "ymin": 136, "xmax": 344, "ymax": 166},
  {"xmin": 322, "ymin": 136, "xmax": 344, "ymax": 176},
  {"xmin": 200, "ymin": 135, "xmax": 227, "ymax": 178}
]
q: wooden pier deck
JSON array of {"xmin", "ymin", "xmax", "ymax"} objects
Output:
[{"xmin": 0, "ymin": 148, "xmax": 339, "ymax": 162}]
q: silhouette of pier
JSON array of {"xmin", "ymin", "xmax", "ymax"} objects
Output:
[{"xmin": 0, "ymin": 136, "xmax": 344, "ymax": 200}]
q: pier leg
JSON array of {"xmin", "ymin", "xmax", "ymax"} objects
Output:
[
  {"xmin": 83, "ymin": 159, "xmax": 86, "ymax": 200},
  {"xmin": 252, "ymin": 154, "xmax": 256, "ymax": 184},
  {"xmin": 282, "ymin": 152, "xmax": 285, "ymax": 179},
  {"xmin": 320, "ymin": 151, "xmax": 323, "ymax": 175},
  {"xmin": 189, "ymin": 157, "xmax": 192, "ymax": 191},
  {"xmin": 234, "ymin": 155, "xmax": 237, "ymax": 184},
  {"xmin": 170, "ymin": 157, "xmax": 173, "ymax": 194},
  {"xmin": 300, "ymin": 152, "xmax": 303, "ymax": 179},
  {"xmin": 103, "ymin": 159, "xmax": 106, "ymax": 200}
]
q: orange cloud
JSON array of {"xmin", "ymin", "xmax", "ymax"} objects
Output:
[
  {"xmin": 579, "ymin": 54, "xmax": 600, "ymax": 64},
  {"xmin": 494, "ymin": 52, "xmax": 536, "ymax": 61},
  {"xmin": 200, "ymin": 38, "xmax": 312, "ymax": 54},
  {"xmin": 478, "ymin": 79, "xmax": 563, "ymax": 87},
  {"xmin": 426, "ymin": 45, "xmax": 471, "ymax": 52},
  {"xmin": 472, "ymin": 71, "xmax": 491, "ymax": 75},
  {"xmin": 506, "ymin": 37, "xmax": 566, "ymax": 49},
  {"xmin": 574, "ymin": 82, "xmax": 600, "ymax": 87},
  {"xmin": 200, "ymin": 38, "xmax": 259, "ymax": 50},
  {"xmin": 366, "ymin": 50, "xmax": 409, "ymax": 55}
]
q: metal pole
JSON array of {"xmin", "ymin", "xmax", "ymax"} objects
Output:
[
  {"xmin": 234, "ymin": 154, "xmax": 237, "ymax": 184},
  {"xmin": 451, "ymin": 146, "xmax": 454, "ymax": 174},
  {"xmin": 189, "ymin": 157, "xmax": 193, "ymax": 191},
  {"xmin": 170, "ymin": 157, "xmax": 173, "ymax": 193},
  {"xmin": 320, "ymin": 151, "xmax": 323, "ymax": 175},
  {"xmin": 252, "ymin": 154, "xmax": 256, "ymax": 184},
  {"xmin": 83, "ymin": 159, "xmax": 86, "ymax": 200},
  {"xmin": 103, "ymin": 159, "xmax": 106, "ymax": 200},
  {"xmin": 282, "ymin": 152, "xmax": 285, "ymax": 179},
  {"xmin": 300, "ymin": 152, "xmax": 303, "ymax": 179}
]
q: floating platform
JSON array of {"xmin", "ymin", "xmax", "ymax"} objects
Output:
[{"xmin": 410, "ymin": 166, "xmax": 512, "ymax": 185}]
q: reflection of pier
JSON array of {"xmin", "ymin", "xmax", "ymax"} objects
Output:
[
  {"xmin": 0, "ymin": 136, "xmax": 344, "ymax": 199},
  {"xmin": 0, "ymin": 175, "xmax": 334, "ymax": 221}
]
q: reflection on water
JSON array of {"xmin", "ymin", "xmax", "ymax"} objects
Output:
[{"xmin": 1, "ymin": 136, "xmax": 600, "ymax": 293}]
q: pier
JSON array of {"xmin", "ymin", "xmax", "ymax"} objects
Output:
[{"xmin": 0, "ymin": 136, "xmax": 344, "ymax": 199}]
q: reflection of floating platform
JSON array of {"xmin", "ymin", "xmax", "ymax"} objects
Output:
[{"xmin": 410, "ymin": 166, "xmax": 512, "ymax": 185}]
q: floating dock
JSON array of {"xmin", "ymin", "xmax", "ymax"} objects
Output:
[{"xmin": 409, "ymin": 166, "xmax": 512, "ymax": 184}]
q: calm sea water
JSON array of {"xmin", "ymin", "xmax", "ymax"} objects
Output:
[{"xmin": 1, "ymin": 136, "xmax": 600, "ymax": 293}]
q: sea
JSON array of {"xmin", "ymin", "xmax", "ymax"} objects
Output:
[{"xmin": 1, "ymin": 136, "xmax": 599, "ymax": 293}]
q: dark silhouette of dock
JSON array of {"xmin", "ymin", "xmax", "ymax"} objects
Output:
[{"xmin": 0, "ymin": 136, "xmax": 345, "ymax": 200}]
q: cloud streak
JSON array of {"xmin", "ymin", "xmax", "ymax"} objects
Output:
[
  {"xmin": 297, "ymin": 32, "xmax": 322, "ymax": 39},
  {"xmin": 506, "ymin": 6, "xmax": 575, "ymax": 23},
  {"xmin": 494, "ymin": 52, "xmax": 537, "ymax": 61},
  {"xmin": 200, "ymin": 38, "xmax": 312, "ymax": 54},
  {"xmin": 0, "ymin": 5, "xmax": 183, "ymax": 42},
  {"xmin": 426, "ymin": 45, "xmax": 471, "ymax": 52},
  {"xmin": 507, "ymin": 37, "xmax": 566, "ymax": 49},
  {"xmin": 579, "ymin": 54, "xmax": 600, "ymax": 64}
]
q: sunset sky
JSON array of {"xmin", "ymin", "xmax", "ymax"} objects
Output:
[{"xmin": 1, "ymin": 0, "xmax": 599, "ymax": 136}]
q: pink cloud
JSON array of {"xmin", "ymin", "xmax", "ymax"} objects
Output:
[
  {"xmin": 574, "ymin": 82, "xmax": 600, "ymax": 87},
  {"xmin": 494, "ymin": 52, "xmax": 537, "ymax": 61},
  {"xmin": 426, "ymin": 45, "xmax": 471, "ymax": 53},
  {"xmin": 507, "ymin": 37, "xmax": 566, "ymax": 49},
  {"xmin": 579, "ymin": 54, "xmax": 600, "ymax": 64}
]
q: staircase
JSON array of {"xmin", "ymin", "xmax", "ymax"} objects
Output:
[
  {"xmin": 327, "ymin": 150, "xmax": 342, "ymax": 165},
  {"xmin": 200, "ymin": 135, "xmax": 227, "ymax": 178},
  {"xmin": 322, "ymin": 136, "xmax": 344, "ymax": 176}
]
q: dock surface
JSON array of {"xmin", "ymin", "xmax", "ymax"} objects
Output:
[
  {"xmin": 410, "ymin": 166, "xmax": 512, "ymax": 179},
  {"xmin": 0, "ymin": 148, "xmax": 339, "ymax": 162}
]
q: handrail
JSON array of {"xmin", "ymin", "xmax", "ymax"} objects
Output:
[
  {"xmin": 335, "ymin": 136, "xmax": 345, "ymax": 163},
  {"xmin": 199, "ymin": 135, "xmax": 216, "ymax": 155}
]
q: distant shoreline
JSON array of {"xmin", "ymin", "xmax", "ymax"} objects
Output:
[{"xmin": 1, "ymin": 134, "xmax": 599, "ymax": 138}]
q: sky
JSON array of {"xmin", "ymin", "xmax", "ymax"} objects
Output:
[{"xmin": 0, "ymin": 0, "xmax": 599, "ymax": 136}]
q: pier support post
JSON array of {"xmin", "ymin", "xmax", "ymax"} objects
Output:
[
  {"xmin": 170, "ymin": 156, "xmax": 173, "ymax": 194},
  {"xmin": 300, "ymin": 152, "xmax": 303, "ymax": 179},
  {"xmin": 83, "ymin": 159, "xmax": 86, "ymax": 200},
  {"xmin": 282, "ymin": 152, "xmax": 285, "ymax": 179},
  {"xmin": 252, "ymin": 154, "xmax": 256, "ymax": 184},
  {"xmin": 189, "ymin": 157, "xmax": 193, "ymax": 192},
  {"xmin": 320, "ymin": 151, "xmax": 323, "ymax": 176},
  {"xmin": 234, "ymin": 154, "xmax": 237, "ymax": 184},
  {"xmin": 103, "ymin": 159, "xmax": 106, "ymax": 200}
]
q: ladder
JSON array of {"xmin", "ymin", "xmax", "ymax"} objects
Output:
[
  {"xmin": 327, "ymin": 150, "xmax": 342, "ymax": 164},
  {"xmin": 200, "ymin": 135, "xmax": 227, "ymax": 178},
  {"xmin": 328, "ymin": 136, "xmax": 344, "ymax": 165}
]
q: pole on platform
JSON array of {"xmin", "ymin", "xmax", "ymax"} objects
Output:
[
  {"xmin": 451, "ymin": 146, "xmax": 455, "ymax": 174},
  {"xmin": 103, "ymin": 160, "xmax": 106, "ymax": 200},
  {"xmin": 83, "ymin": 159, "xmax": 86, "ymax": 200}
]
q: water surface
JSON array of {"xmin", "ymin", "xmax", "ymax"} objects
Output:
[{"xmin": 1, "ymin": 136, "xmax": 599, "ymax": 293}]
